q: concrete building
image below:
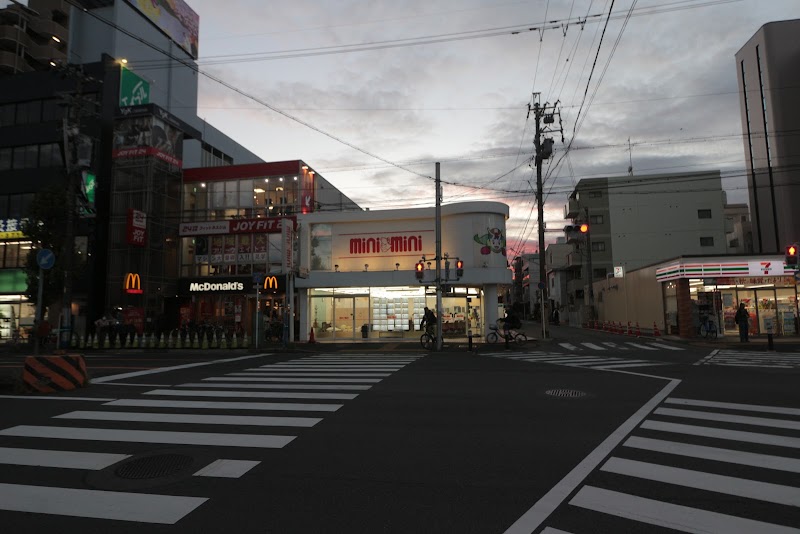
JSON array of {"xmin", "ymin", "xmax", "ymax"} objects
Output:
[
  {"xmin": 736, "ymin": 19, "xmax": 800, "ymax": 253},
  {"xmin": 724, "ymin": 202, "xmax": 753, "ymax": 254},
  {"xmin": 562, "ymin": 171, "xmax": 728, "ymax": 323}
]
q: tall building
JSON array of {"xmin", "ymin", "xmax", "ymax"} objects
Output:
[
  {"xmin": 562, "ymin": 171, "xmax": 728, "ymax": 323},
  {"xmin": 0, "ymin": 0, "xmax": 69, "ymax": 75},
  {"xmin": 735, "ymin": 19, "xmax": 800, "ymax": 253}
]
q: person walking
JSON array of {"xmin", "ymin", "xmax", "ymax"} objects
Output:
[{"xmin": 735, "ymin": 303, "xmax": 750, "ymax": 342}]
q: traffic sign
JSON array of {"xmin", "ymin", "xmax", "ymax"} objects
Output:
[
  {"xmin": 252, "ymin": 272, "xmax": 264, "ymax": 285},
  {"xmin": 537, "ymin": 281, "xmax": 545, "ymax": 290},
  {"xmin": 36, "ymin": 249, "xmax": 55, "ymax": 270}
]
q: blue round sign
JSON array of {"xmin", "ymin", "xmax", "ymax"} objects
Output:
[
  {"xmin": 36, "ymin": 248, "xmax": 55, "ymax": 270},
  {"xmin": 537, "ymin": 281, "xmax": 546, "ymax": 290}
]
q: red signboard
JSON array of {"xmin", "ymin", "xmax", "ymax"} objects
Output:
[
  {"xmin": 126, "ymin": 209, "xmax": 147, "ymax": 247},
  {"xmin": 178, "ymin": 216, "xmax": 296, "ymax": 236}
]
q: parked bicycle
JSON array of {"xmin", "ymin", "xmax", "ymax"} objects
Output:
[
  {"xmin": 487, "ymin": 321, "xmax": 527, "ymax": 345},
  {"xmin": 699, "ymin": 315, "xmax": 718, "ymax": 339}
]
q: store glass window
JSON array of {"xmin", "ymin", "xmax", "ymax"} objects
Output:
[
  {"xmin": 776, "ymin": 288, "xmax": 797, "ymax": 335},
  {"xmin": 310, "ymin": 224, "xmax": 331, "ymax": 270},
  {"xmin": 663, "ymin": 281, "xmax": 678, "ymax": 335}
]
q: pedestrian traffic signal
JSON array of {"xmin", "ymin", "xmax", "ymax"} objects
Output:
[
  {"xmin": 786, "ymin": 244, "xmax": 799, "ymax": 267},
  {"xmin": 415, "ymin": 261, "xmax": 425, "ymax": 280},
  {"xmin": 456, "ymin": 259, "xmax": 464, "ymax": 278}
]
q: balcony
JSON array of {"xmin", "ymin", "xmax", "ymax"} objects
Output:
[
  {"xmin": 0, "ymin": 49, "xmax": 33, "ymax": 74},
  {"xmin": 28, "ymin": 42, "xmax": 65, "ymax": 62},
  {"xmin": 564, "ymin": 197, "xmax": 580, "ymax": 219},
  {"xmin": 27, "ymin": 17, "xmax": 68, "ymax": 43}
]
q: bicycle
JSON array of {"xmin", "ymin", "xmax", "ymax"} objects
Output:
[
  {"xmin": 419, "ymin": 325, "xmax": 436, "ymax": 350},
  {"xmin": 487, "ymin": 323, "xmax": 527, "ymax": 345},
  {"xmin": 699, "ymin": 315, "xmax": 718, "ymax": 339}
]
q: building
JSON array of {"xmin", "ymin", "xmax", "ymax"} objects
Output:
[
  {"xmin": 545, "ymin": 239, "xmax": 571, "ymax": 321},
  {"xmin": 294, "ymin": 202, "xmax": 511, "ymax": 341},
  {"xmin": 736, "ymin": 19, "xmax": 800, "ymax": 254},
  {"xmin": 0, "ymin": 0, "xmax": 68, "ymax": 75},
  {"xmin": 562, "ymin": 171, "xmax": 728, "ymax": 323},
  {"xmin": 724, "ymin": 202, "xmax": 753, "ymax": 254}
]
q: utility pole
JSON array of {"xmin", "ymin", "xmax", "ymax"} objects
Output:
[
  {"xmin": 584, "ymin": 207, "xmax": 595, "ymax": 319},
  {"xmin": 530, "ymin": 94, "xmax": 563, "ymax": 339},
  {"xmin": 435, "ymin": 162, "xmax": 443, "ymax": 351}
]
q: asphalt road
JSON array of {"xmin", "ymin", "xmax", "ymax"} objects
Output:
[{"xmin": 0, "ymin": 329, "xmax": 798, "ymax": 533}]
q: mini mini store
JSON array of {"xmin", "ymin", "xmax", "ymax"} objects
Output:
[
  {"xmin": 656, "ymin": 255, "xmax": 798, "ymax": 337},
  {"xmin": 294, "ymin": 202, "xmax": 512, "ymax": 342}
]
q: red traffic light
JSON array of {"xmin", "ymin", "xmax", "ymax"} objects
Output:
[
  {"xmin": 456, "ymin": 259, "xmax": 464, "ymax": 278},
  {"xmin": 415, "ymin": 261, "xmax": 425, "ymax": 280},
  {"xmin": 789, "ymin": 245, "xmax": 798, "ymax": 256},
  {"xmin": 579, "ymin": 223, "xmax": 589, "ymax": 233}
]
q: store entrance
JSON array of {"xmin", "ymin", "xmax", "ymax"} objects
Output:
[{"xmin": 332, "ymin": 296, "xmax": 370, "ymax": 340}]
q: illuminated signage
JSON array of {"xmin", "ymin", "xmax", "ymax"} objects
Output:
[
  {"xmin": 348, "ymin": 234, "xmax": 424, "ymax": 255},
  {"xmin": 0, "ymin": 218, "xmax": 25, "ymax": 239},
  {"xmin": 263, "ymin": 276, "xmax": 279, "ymax": 290},
  {"xmin": 124, "ymin": 273, "xmax": 143, "ymax": 294},
  {"xmin": 189, "ymin": 281, "xmax": 244, "ymax": 292},
  {"xmin": 178, "ymin": 277, "xmax": 253, "ymax": 295}
]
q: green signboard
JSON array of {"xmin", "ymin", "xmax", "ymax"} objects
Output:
[{"xmin": 119, "ymin": 67, "xmax": 150, "ymax": 107}]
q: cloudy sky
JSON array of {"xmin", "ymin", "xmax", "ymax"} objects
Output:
[{"xmin": 183, "ymin": 0, "xmax": 798, "ymax": 255}]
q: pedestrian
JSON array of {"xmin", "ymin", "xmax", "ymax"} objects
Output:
[{"xmin": 734, "ymin": 303, "xmax": 750, "ymax": 342}]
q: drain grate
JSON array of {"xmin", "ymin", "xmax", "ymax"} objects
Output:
[
  {"xmin": 115, "ymin": 453, "xmax": 194, "ymax": 480},
  {"xmin": 545, "ymin": 388, "xmax": 587, "ymax": 398}
]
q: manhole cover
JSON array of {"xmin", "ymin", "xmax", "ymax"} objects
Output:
[
  {"xmin": 545, "ymin": 388, "xmax": 587, "ymax": 398},
  {"xmin": 115, "ymin": 453, "xmax": 194, "ymax": 480}
]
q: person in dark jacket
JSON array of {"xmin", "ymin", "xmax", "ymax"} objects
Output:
[{"xmin": 734, "ymin": 302, "xmax": 750, "ymax": 342}]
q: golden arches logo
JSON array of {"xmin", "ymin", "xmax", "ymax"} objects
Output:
[
  {"xmin": 125, "ymin": 273, "xmax": 143, "ymax": 294},
  {"xmin": 263, "ymin": 276, "xmax": 279, "ymax": 290}
]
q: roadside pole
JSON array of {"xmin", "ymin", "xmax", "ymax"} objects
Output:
[{"xmin": 34, "ymin": 249, "xmax": 56, "ymax": 355}]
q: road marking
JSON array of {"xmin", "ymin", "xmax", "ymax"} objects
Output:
[
  {"xmin": 142, "ymin": 389, "xmax": 357, "ymax": 400},
  {"xmin": 229, "ymin": 372, "xmax": 391, "ymax": 378},
  {"xmin": 653, "ymin": 407, "xmax": 800, "ymax": 431},
  {"xmin": 200, "ymin": 377, "xmax": 382, "ymax": 383},
  {"xmin": 55, "ymin": 411, "xmax": 322, "ymax": 428},
  {"xmin": 623, "ymin": 436, "xmax": 800, "ymax": 474},
  {"xmin": 94, "ymin": 383, "xmax": 173, "ymax": 387},
  {"xmin": 194, "ymin": 380, "xmax": 371, "ymax": 390},
  {"xmin": 0, "ymin": 447, "xmax": 129, "ymax": 470},
  {"xmin": 646, "ymin": 342, "xmax": 684, "ymax": 351},
  {"xmin": 640, "ymin": 420, "xmax": 800, "ymax": 448},
  {"xmin": 694, "ymin": 349, "xmax": 719, "ymax": 365},
  {"xmin": 580, "ymin": 343, "xmax": 606, "ymax": 350},
  {"xmin": 601, "ymin": 456, "xmax": 800, "ymax": 507},
  {"xmin": 259, "ymin": 366, "xmax": 403, "ymax": 371},
  {"xmin": 0, "ymin": 394, "xmax": 114, "ymax": 401},
  {"xmin": 558, "ymin": 343, "xmax": 578, "ymax": 351},
  {"xmin": 601, "ymin": 342, "xmax": 628, "ymax": 350},
  {"xmin": 193, "ymin": 459, "xmax": 260, "ymax": 478},
  {"xmin": 104, "ymin": 399, "xmax": 342, "ymax": 412},
  {"xmin": 0, "ymin": 425, "xmax": 295, "ymax": 448},
  {"xmin": 91, "ymin": 354, "xmax": 271, "ymax": 384},
  {"xmin": 541, "ymin": 529, "xmax": 575, "ymax": 534},
  {"xmin": 589, "ymin": 362, "xmax": 669, "ymax": 370},
  {"xmin": 569, "ymin": 486, "xmax": 798, "ymax": 534},
  {"xmin": 0, "ymin": 482, "xmax": 207, "ymax": 524},
  {"xmin": 502, "ymin": 378, "xmax": 680, "ymax": 534},
  {"xmin": 665, "ymin": 397, "xmax": 800, "ymax": 417},
  {"xmin": 624, "ymin": 342, "xmax": 657, "ymax": 350}
]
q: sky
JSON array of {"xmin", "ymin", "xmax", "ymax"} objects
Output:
[{"xmin": 64, "ymin": 1, "xmax": 800, "ymax": 255}]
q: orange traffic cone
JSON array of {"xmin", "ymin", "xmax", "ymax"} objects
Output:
[
  {"xmin": 309, "ymin": 327, "xmax": 316, "ymax": 343},
  {"xmin": 653, "ymin": 321, "xmax": 661, "ymax": 337}
]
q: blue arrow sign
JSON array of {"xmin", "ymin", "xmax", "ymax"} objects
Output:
[{"xmin": 36, "ymin": 249, "xmax": 55, "ymax": 270}]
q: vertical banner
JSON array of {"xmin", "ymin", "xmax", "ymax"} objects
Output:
[
  {"xmin": 126, "ymin": 208, "xmax": 147, "ymax": 247},
  {"xmin": 253, "ymin": 234, "xmax": 267, "ymax": 263},
  {"xmin": 282, "ymin": 219, "xmax": 294, "ymax": 273},
  {"xmin": 237, "ymin": 234, "xmax": 252, "ymax": 274},
  {"xmin": 210, "ymin": 236, "xmax": 224, "ymax": 264},
  {"xmin": 224, "ymin": 235, "xmax": 237, "ymax": 263}
]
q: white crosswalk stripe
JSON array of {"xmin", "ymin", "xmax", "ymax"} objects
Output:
[
  {"xmin": 697, "ymin": 349, "xmax": 800, "ymax": 369},
  {"xmin": 537, "ymin": 396, "xmax": 800, "ymax": 533},
  {"xmin": 0, "ymin": 353, "xmax": 420, "ymax": 525},
  {"xmin": 487, "ymin": 352, "xmax": 670, "ymax": 370},
  {"xmin": 559, "ymin": 341, "xmax": 684, "ymax": 352}
]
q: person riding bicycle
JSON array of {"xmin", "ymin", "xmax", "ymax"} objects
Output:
[
  {"xmin": 420, "ymin": 306, "xmax": 437, "ymax": 334},
  {"xmin": 499, "ymin": 308, "xmax": 521, "ymax": 335}
]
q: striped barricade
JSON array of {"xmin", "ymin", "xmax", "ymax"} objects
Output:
[{"xmin": 23, "ymin": 354, "xmax": 88, "ymax": 393}]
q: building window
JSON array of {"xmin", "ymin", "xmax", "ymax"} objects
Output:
[
  {"xmin": 589, "ymin": 214, "xmax": 603, "ymax": 224},
  {"xmin": 593, "ymin": 268, "xmax": 607, "ymax": 279},
  {"xmin": 591, "ymin": 241, "xmax": 605, "ymax": 252},
  {"xmin": 12, "ymin": 145, "xmax": 38, "ymax": 169},
  {"xmin": 697, "ymin": 209, "xmax": 712, "ymax": 219},
  {"xmin": 588, "ymin": 191, "xmax": 602, "ymax": 198},
  {"xmin": 729, "ymin": 238, "xmax": 740, "ymax": 248},
  {"xmin": 700, "ymin": 237, "xmax": 714, "ymax": 247}
]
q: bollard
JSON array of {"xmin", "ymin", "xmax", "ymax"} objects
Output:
[
  {"xmin": 468, "ymin": 329, "xmax": 473, "ymax": 351},
  {"xmin": 504, "ymin": 328, "xmax": 510, "ymax": 350}
]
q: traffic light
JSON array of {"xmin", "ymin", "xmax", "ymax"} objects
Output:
[
  {"xmin": 456, "ymin": 259, "xmax": 464, "ymax": 278},
  {"xmin": 415, "ymin": 261, "xmax": 425, "ymax": 280},
  {"xmin": 579, "ymin": 223, "xmax": 589, "ymax": 233},
  {"xmin": 786, "ymin": 244, "xmax": 799, "ymax": 267}
]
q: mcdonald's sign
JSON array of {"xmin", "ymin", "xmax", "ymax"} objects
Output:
[
  {"xmin": 263, "ymin": 275, "xmax": 280, "ymax": 290},
  {"xmin": 124, "ymin": 273, "xmax": 143, "ymax": 294}
]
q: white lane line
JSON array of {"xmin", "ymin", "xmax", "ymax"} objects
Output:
[
  {"xmin": 104, "ymin": 398, "xmax": 341, "ymax": 412},
  {"xmin": 714, "ymin": 362, "xmax": 793, "ymax": 369},
  {"xmin": 623, "ymin": 436, "xmax": 800, "ymax": 474},
  {"xmin": 590, "ymin": 362, "xmax": 668, "ymax": 370},
  {"xmin": 540, "ymin": 358, "xmax": 615, "ymax": 364},
  {"xmin": 259, "ymin": 366, "xmax": 403, "ymax": 371},
  {"xmin": 228, "ymin": 373, "xmax": 390, "ymax": 378},
  {"xmin": 0, "ymin": 447, "xmax": 129, "ymax": 470},
  {"xmin": 665, "ymin": 398, "xmax": 800, "ymax": 417},
  {"xmin": 91, "ymin": 354, "xmax": 271, "ymax": 384},
  {"xmin": 0, "ymin": 426, "xmax": 295, "ymax": 448},
  {"xmin": 96, "ymin": 383, "xmax": 174, "ymax": 387},
  {"xmin": 142, "ymin": 389, "xmax": 357, "ymax": 400},
  {"xmin": 601, "ymin": 456, "xmax": 800, "ymax": 507},
  {"xmin": 0, "ymin": 394, "xmax": 115, "ymax": 401},
  {"xmin": 200, "ymin": 377, "xmax": 381, "ymax": 383},
  {"xmin": 602, "ymin": 342, "xmax": 628, "ymax": 350},
  {"xmin": 694, "ymin": 349, "xmax": 719, "ymax": 366},
  {"xmin": 653, "ymin": 407, "xmax": 800, "ymax": 431},
  {"xmin": 558, "ymin": 343, "xmax": 578, "ymax": 351},
  {"xmin": 624, "ymin": 343, "xmax": 657, "ymax": 350},
  {"xmin": 193, "ymin": 459, "xmax": 260, "ymax": 478},
  {"xmin": 193, "ymin": 381, "xmax": 371, "ymax": 390},
  {"xmin": 580, "ymin": 343, "xmax": 607, "ymax": 351},
  {"xmin": 502, "ymin": 378, "xmax": 680, "ymax": 534},
  {"xmin": 541, "ymin": 528, "xmax": 576, "ymax": 534},
  {"xmin": 569, "ymin": 486, "xmax": 798, "ymax": 534},
  {"xmin": 640, "ymin": 420, "xmax": 800, "ymax": 448},
  {"xmin": 715, "ymin": 352, "xmax": 800, "ymax": 359},
  {"xmin": 0, "ymin": 483, "xmax": 207, "ymax": 524},
  {"xmin": 647, "ymin": 342, "xmax": 684, "ymax": 351},
  {"xmin": 56, "ymin": 411, "xmax": 322, "ymax": 428}
]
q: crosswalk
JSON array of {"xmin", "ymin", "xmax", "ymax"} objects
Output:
[
  {"xmin": 0, "ymin": 353, "xmax": 420, "ymax": 525},
  {"xmin": 696, "ymin": 349, "xmax": 800, "ymax": 369},
  {"xmin": 558, "ymin": 341, "xmax": 684, "ymax": 352},
  {"xmin": 537, "ymin": 396, "xmax": 800, "ymax": 533},
  {"xmin": 488, "ymin": 351, "xmax": 672, "ymax": 370}
]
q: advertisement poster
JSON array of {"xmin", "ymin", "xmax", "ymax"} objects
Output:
[
  {"xmin": 121, "ymin": 307, "xmax": 145, "ymax": 334},
  {"xmin": 210, "ymin": 236, "xmax": 224, "ymax": 263},
  {"xmin": 113, "ymin": 115, "xmax": 184, "ymax": 168},
  {"xmin": 238, "ymin": 234, "xmax": 252, "ymax": 263},
  {"xmin": 130, "ymin": 0, "xmax": 199, "ymax": 59},
  {"xmin": 253, "ymin": 234, "xmax": 268, "ymax": 262},
  {"xmin": 224, "ymin": 235, "xmax": 237, "ymax": 263},
  {"xmin": 194, "ymin": 236, "xmax": 208, "ymax": 263},
  {"xmin": 126, "ymin": 208, "xmax": 147, "ymax": 247}
]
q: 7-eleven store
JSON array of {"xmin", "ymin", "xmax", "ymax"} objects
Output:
[{"xmin": 656, "ymin": 255, "xmax": 799, "ymax": 338}]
